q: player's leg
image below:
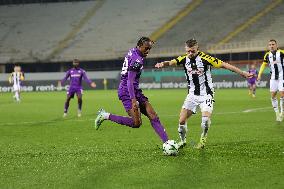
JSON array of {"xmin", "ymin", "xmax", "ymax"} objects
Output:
[
  {"xmin": 177, "ymin": 108, "xmax": 193, "ymax": 147},
  {"xmin": 252, "ymin": 83, "xmax": 256, "ymax": 98},
  {"xmin": 270, "ymin": 80, "xmax": 280, "ymax": 121},
  {"xmin": 278, "ymin": 80, "xmax": 284, "ymax": 121},
  {"xmin": 139, "ymin": 101, "xmax": 168, "ymax": 143},
  {"xmin": 196, "ymin": 95, "xmax": 214, "ymax": 149},
  {"xmin": 248, "ymin": 83, "xmax": 252, "ymax": 96},
  {"xmin": 13, "ymin": 85, "xmax": 20, "ymax": 102},
  {"xmin": 77, "ymin": 95, "xmax": 82, "ymax": 117},
  {"xmin": 94, "ymin": 97, "xmax": 142, "ymax": 129},
  {"xmin": 175, "ymin": 93, "xmax": 197, "ymax": 147},
  {"xmin": 76, "ymin": 89, "xmax": 83, "ymax": 117},
  {"xmin": 63, "ymin": 91, "xmax": 73, "ymax": 117}
]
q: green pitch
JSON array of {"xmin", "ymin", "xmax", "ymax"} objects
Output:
[{"xmin": 0, "ymin": 89, "xmax": 283, "ymax": 189}]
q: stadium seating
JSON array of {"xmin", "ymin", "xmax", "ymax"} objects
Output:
[
  {"xmin": 0, "ymin": 0, "xmax": 190, "ymax": 62},
  {"xmin": 0, "ymin": 1, "xmax": 97, "ymax": 62},
  {"xmin": 153, "ymin": 0, "xmax": 277, "ymax": 53}
]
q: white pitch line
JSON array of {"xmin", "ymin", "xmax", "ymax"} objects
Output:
[
  {"xmin": 0, "ymin": 107, "xmax": 272, "ymax": 126},
  {"xmin": 242, "ymin": 107, "xmax": 271, "ymax": 113}
]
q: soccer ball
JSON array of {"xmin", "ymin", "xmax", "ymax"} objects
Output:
[{"xmin": 163, "ymin": 140, "xmax": 179, "ymax": 156}]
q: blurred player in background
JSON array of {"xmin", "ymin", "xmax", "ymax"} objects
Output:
[
  {"xmin": 94, "ymin": 37, "xmax": 169, "ymax": 143},
  {"xmin": 9, "ymin": 65, "xmax": 24, "ymax": 102},
  {"xmin": 247, "ymin": 63, "xmax": 258, "ymax": 98},
  {"xmin": 155, "ymin": 39, "xmax": 252, "ymax": 149},
  {"xmin": 59, "ymin": 59, "xmax": 96, "ymax": 117},
  {"xmin": 258, "ymin": 39, "xmax": 284, "ymax": 122}
]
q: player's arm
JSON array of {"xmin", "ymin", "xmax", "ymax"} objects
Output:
[
  {"xmin": 257, "ymin": 53, "xmax": 269, "ymax": 80},
  {"xmin": 60, "ymin": 70, "xmax": 70, "ymax": 85},
  {"xmin": 155, "ymin": 55, "xmax": 186, "ymax": 68},
  {"xmin": 20, "ymin": 72, "xmax": 25, "ymax": 81},
  {"xmin": 203, "ymin": 54, "xmax": 251, "ymax": 78},
  {"xmin": 220, "ymin": 62, "xmax": 251, "ymax": 78},
  {"xmin": 82, "ymin": 71, "xmax": 96, "ymax": 88},
  {"xmin": 8, "ymin": 73, "xmax": 13, "ymax": 84},
  {"xmin": 128, "ymin": 61, "xmax": 142, "ymax": 110}
]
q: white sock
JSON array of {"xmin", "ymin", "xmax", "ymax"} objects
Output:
[
  {"xmin": 178, "ymin": 124, "xmax": 188, "ymax": 143},
  {"xmin": 280, "ymin": 97, "xmax": 284, "ymax": 114},
  {"xmin": 15, "ymin": 91, "xmax": 20, "ymax": 101},
  {"xmin": 271, "ymin": 98, "xmax": 279, "ymax": 113},
  {"xmin": 201, "ymin": 116, "xmax": 210, "ymax": 138},
  {"xmin": 104, "ymin": 112, "xmax": 110, "ymax": 119}
]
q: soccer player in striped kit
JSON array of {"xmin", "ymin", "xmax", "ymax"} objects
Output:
[
  {"xmin": 9, "ymin": 65, "xmax": 24, "ymax": 102},
  {"xmin": 258, "ymin": 39, "xmax": 284, "ymax": 122},
  {"xmin": 155, "ymin": 39, "xmax": 252, "ymax": 149}
]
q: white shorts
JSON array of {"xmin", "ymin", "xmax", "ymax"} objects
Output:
[
  {"xmin": 270, "ymin": 80, "xmax": 284, "ymax": 92},
  {"xmin": 13, "ymin": 84, "xmax": 21, "ymax": 92},
  {"xmin": 182, "ymin": 93, "xmax": 214, "ymax": 114}
]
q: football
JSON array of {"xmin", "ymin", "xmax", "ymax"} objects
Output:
[{"xmin": 163, "ymin": 140, "xmax": 179, "ymax": 156}]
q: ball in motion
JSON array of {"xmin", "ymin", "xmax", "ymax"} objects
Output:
[{"xmin": 163, "ymin": 140, "xmax": 179, "ymax": 156}]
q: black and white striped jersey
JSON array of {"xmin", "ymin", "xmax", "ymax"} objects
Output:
[
  {"xmin": 173, "ymin": 51, "xmax": 223, "ymax": 96},
  {"xmin": 9, "ymin": 72, "xmax": 24, "ymax": 85},
  {"xmin": 263, "ymin": 49, "xmax": 284, "ymax": 80}
]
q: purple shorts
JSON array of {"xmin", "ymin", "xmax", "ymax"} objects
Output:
[
  {"xmin": 118, "ymin": 88, "xmax": 148, "ymax": 112},
  {"xmin": 248, "ymin": 80, "xmax": 256, "ymax": 86},
  {"xmin": 67, "ymin": 87, "xmax": 83, "ymax": 98}
]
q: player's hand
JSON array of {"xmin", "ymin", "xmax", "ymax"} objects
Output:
[
  {"xmin": 242, "ymin": 71, "xmax": 253, "ymax": 78},
  {"xmin": 257, "ymin": 76, "xmax": 261, "ymax": 81},
  {"xmin": 91, "ymin": 82, "xmax": 96, "ymax": 88},
  {"xmin": 155, "ymin": 62, "xmax": 164, "ymax": 69},
  {"xmin": 131, "ymin": 99, "xmax": 139, "ymax": 110}
]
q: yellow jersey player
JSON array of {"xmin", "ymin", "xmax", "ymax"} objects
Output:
[
  {"xmin": 258, "ymin": 39, "xmax": 284, "ymax": 122},
  {"xmin": 155, "ymin": 39, "xmax": 252, "ymax": 149},
  {"xmin": 9, "ymin": 65, "xmax": 24, "ymax": 102}
]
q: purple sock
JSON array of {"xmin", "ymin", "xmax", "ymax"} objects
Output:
[
  {"xmin": 109, "ymin": 114, "xmax": 134, "ymax": 127},
  {"xmin": 150, "ymin": 117, "xmax": 168, "ymax": 142}
]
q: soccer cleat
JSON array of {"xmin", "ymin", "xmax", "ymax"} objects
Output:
[
  {"xmin": 177, "ymin": 141, "xmax": 187, "ymax": 149},
  {"xmin": 63, "ymin": 113, "xmax": 67, "ymax": 118},
  {"xmin": 94, "ymin": 109, "xmax": 107, "ymax": 130},
  {"xmin": 195, "ymin": 137, "xmax": 206, "ymax": 149},
  {"xmin": 77, "ymin": 110, "xmax": 82, "ymax": 117},
  {"xmin": 279, "ymin": 112, "xmax": 284, "ymax": 122},
  {"xmin": 252, "ymin": 94, "xmax": 256, "ymax": 98},
  {"xmin": 276, "ymin": 112, "xmax": 281, "ymax": 122}
]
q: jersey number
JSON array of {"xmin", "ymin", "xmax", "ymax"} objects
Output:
[
  {"xmin": 121, "ymin": 58, "xmax": 128, "ymax": 75},
  {"xmin": 205, "ymin": 98, "xmax": 212, "ymax": 107}
]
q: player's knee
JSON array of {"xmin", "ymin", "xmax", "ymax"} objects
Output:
[
  {"xmin": 132, "ymin": 119, "xmax": 142, "ymax": 128},
  {"xmin": 78, "ymin": 98, "xmax": 82, "ymax": 103},
  {"xmin": 179, "ymin": 117, "xmax": 187, "ymax": 125}
]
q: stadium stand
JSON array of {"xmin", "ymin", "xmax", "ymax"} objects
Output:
[
  {"xmin": 230, "ymin": 0, "xmax": 284, "ymax": 46},
  {"xmin": 0, "ymin": 1, "xmax": 98, "ymax": 62},
  {"xmin": 152, "ymin": 0, "xmax": 278, "ymax": 55},
  {"xmin": 0, "ymin": 0, "xmax": 191, "ymax": 63}
]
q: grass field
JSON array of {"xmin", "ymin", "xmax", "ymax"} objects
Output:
[{"xmin": 0, "ymin": 89, "xmax": 283, "ymax": 189}]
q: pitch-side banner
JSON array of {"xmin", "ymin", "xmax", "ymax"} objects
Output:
[{"xmin": 0, "ymin": 75, "xmax": 270, "ymax": 92}]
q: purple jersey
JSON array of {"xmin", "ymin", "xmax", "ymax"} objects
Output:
[
  {"xmin": 119, "ymin": 48, "xmax": 144, "ymax": 90},
  {"xmin": 248, "ymin": 69, "xmax": 258, "ymax": 84},
  {"xmin": 61, "ymin": 68, "xmax": 92, "ymax": 89}
]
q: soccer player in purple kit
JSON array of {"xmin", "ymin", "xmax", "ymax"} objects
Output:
[
  {"xmin": 60, "ymin": 59, "xmax": 96, "ymax": 117},
  {"xmin": 94, "ymin": 37, "xmax": 169, "ymax": 143},
  {"xmin": 247, "ymin": 63, "xmax": 258, "ymax": 98}
]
